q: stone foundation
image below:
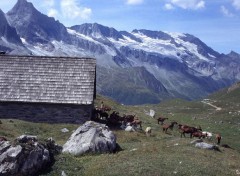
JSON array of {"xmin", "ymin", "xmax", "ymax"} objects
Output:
[{"xmin": 0, "ymin": 102, "xmax": 93, "ymax": 123}]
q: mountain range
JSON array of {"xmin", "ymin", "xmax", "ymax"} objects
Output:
[{"xmin": 1, "ymin": 0, "xmax": 240, "ymax": 105}]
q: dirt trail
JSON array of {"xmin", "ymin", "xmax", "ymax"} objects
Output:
[{"xmin": 201, "ymin": 100, "xmax": 222, "ymax": 111}]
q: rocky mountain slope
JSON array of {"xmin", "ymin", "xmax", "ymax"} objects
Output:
[
  {"xmin": 1, "ymin": 0, "xmax": 240, "ymax": 104},
  {"xmin": 0, "ymin": 8, "xmax": 29, "ymax": 55}
]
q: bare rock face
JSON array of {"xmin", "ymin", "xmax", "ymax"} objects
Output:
[
  {"xmin": 62, "ymin": 121, "xmax": 117, "ymax": 156},
  {"xmin": 0, "ymin": 135, "xmax": 62, "ymax": 176}
]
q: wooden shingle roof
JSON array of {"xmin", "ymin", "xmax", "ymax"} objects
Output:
[{"xmin": 0, "ymin": 55, "xmax": 96, "ymax": 105}]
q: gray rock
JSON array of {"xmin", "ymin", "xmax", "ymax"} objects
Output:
[
  {"xmin": 20, "ymin": 147, "xmax": 50, "ymax": 175},
  {"xmin": 0, "ymin": 136, "xmax": 61, "ymax": 176},
  {"xmin": 0, "ymin": 145, "xmax": 22, "ymax": 163},
  {"xmin": 62, "ymin": 121, "xmax": 117, "ymax": 156},
  {"xmin": 125, "ymin": 126, "xmax": 136, "ymax": 132},
  {"xmin": 62, "ymin": 170, "xmax": 67, "ymax": 176},
  {"xmin": 195, "ymin": 142, "xmax": 220, "ymax": 151},
  {"xmin": 61, "ymin": 128, "xmax": 69, "ymax": 133},
  {"xmin": 17, "ymin": 135, "xmax": 37, "ymax": 143},
  {"xmin": 0, "ymin": 141, "xmax": 11, "ymax": 153}
]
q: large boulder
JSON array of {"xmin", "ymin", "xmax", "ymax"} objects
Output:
[
  {"xmin": 62, "ymin": 121, "xmax": 117, "ymax": 156},
  {"xmin": 195, "ymin": 142, "xmax": 220, "ymax": 151},
  {"xmin": 0, "ymin": 135, "xmax": 61, "ymax": 176}
]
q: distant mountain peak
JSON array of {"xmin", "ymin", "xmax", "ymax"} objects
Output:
[
  {"xmin": 8, "ymin": 0, "xmax": 36, "ymax": 15},
  {"xmin": 227, "ymin": 51, "xmax": 240, "ymax": 58},
  {"xmin": 70, "ymin": 23, "xmax": 124, "ymax": 40},
  {"xmin": 6, "ymin": 0, "xmax": 69, "ymax": 44}
]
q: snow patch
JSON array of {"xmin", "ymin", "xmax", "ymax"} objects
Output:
[
  {"xmin": 20, "ymin": 38, "xmax": 26, "ymax": 44},
  {"xmin": 208, "ymin": 53, "xmax": 216, "ymax": 58},
  {"xmin": 166, "ymin": 32, "xmax": 186, "ymax": 38},
  {"xmin": 67, "ymin": 28, "xmax": 97, "ymax": 43}
]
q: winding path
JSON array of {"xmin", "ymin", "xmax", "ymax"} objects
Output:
[{"xmin": 201, "ymin": 100, "xmax": 222, "ymax": 111}]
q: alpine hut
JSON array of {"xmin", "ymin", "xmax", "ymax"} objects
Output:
[{"xmin": 0, "ymin": 55, "xmax": 96, "ymax": 123}]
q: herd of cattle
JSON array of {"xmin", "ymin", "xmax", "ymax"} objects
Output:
[{"xmin": 93, "ymin": 104, "xmax": 222, "ymax": 145}]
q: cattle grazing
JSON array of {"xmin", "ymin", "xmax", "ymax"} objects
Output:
[
  {"xmin": 99, "ymin": 111, "xmax": 109, "ymax": 120},
  {"xmin": 192, "ymin": 131, "xmax": 207, "ymax": 139},
  {"xmin": 93, "ymin": 107, "xmax": 109, "ymax": 120},
  {"xmin": 131, "ymin": 119, "xmax": 142, "ymax": 129},
  {"xmin": 157, "ymin": 117, "xmax": 168, "ymax": 125},
  {"xmin": 108, "ymin": 111, "xmax": 124, "ymax": 125},
  {"xmin": 145, "ymin": 127, "xmax": 152, "ymax": 137},
  {"xmin": 216, "ymin": 133, "xmax": 222, "ymax": 145},
  {"xmin": 162, "ymin": 121, "xmax": 178, "ymax": 133},
  {"xmin": 178, "ymin": 124, "xmax": 202, "ymax": 138},
  {"xmin": 202, "ymin": 131, "xmax": 213, "ymax": 140},
  {"xmin": 123, "ymin": 114, "xmax": 135, "ymax": 123},
  {"xmin": 93, "ymin": 106, "xmax": 101, "ymax": 119}
]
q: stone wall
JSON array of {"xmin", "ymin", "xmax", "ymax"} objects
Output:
[{"xmin": 0, "ymin": 102, "xmax": 93, "ymax": 123}]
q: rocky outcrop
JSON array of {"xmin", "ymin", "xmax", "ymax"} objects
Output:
[
  {"xmin": 0, "ymin": 135, "xmax": 62, "ymax": 176},
  {"xmin": 195, "ymin": 142, "xmax": 220, "ymax": 151},
  {"xmin": 62, "ymin": 121, "xmax": 117, "ymax": 156}
]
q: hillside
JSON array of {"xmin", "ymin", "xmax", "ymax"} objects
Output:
[
  {"xmin": 209, "ymin": 82, "xmax": 240, "ymax": 102},
  {"xmin": 1, "ymin": 88, "xmax": 240, "ymax": 175}
]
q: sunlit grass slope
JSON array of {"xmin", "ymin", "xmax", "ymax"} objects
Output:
[{"xmin": 1, "ymin": 86, "xmax": 240, "ymax": 175}]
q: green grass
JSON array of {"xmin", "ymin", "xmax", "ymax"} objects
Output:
[{"xmin": 1, "ymin": 88, "xmax": 240, "ymax": 176}]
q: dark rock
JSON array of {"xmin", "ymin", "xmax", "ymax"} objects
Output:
[
  {"xmin": 17, "ymin": 135, "xmax": 37, "ymax": 143},
  {"xmin": 0, "ymin": 135, "xmax": 61, "ymax": 176},
  {"xmin": 221, "ymin": 144, "xmax": 233, "ymax": 149}
]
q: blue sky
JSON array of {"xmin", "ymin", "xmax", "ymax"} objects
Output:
[{"xmin": 1, "ymin": 0, "xmax": 240, "ymax": 54}]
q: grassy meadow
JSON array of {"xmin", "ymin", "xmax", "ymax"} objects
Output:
[{"xmin": 1, "ymin": 87, "xmax": 240, "ymax": 176}]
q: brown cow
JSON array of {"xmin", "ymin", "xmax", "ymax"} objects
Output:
[
  {"xmin": 216, "ymin": 133, "xmax": 222, "ymax": 145},
  {"xmin": 192, "ymin": 131, "xmax": 207, "ymax": 139},
  {"xmin": 157, "ymin": 117, "xmax": 168, "ymax": 125},
  {"xmin": 179, "ymin": 124, "xmax": 202, "ymax": 138},
  {"xmin": 131, "ymin": 119, "xmax": 142, "ymax": 129},
  {"xmin": 162, "ymin": 121, "xmax": 178, "ymax": 133},
  {"xmin": 123, "ymin": 114, "xmax": 135, "ymax": 123}
]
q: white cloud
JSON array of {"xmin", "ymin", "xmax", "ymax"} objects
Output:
[
  {"xmin": 126, "ymin": 0, "xmax": 144, "ymax": 5},
  {"xmin": 221, "ymin": 5, "xmax": 234, "ymax": 17},
  {"xmin": 232, "ymin": 0, "xmax": 240, "ymax": 10},
  {"xmin": 43, "ymin": 0, "xmax": 55, "ymax": 7},
  {"xmin": 60, "ymin": 0, "xmax": 92, "ymax": 20},
  {"xmin": 164, "ymin": 3, "xmax": 174, "ymax": 10},
  {"xmin": 48, "ymin": 8, "xmax": 59, "ymax": 18},
  {"xmin": 165, "ymin": 0, "xmax": 205, "ymax": 10}
]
